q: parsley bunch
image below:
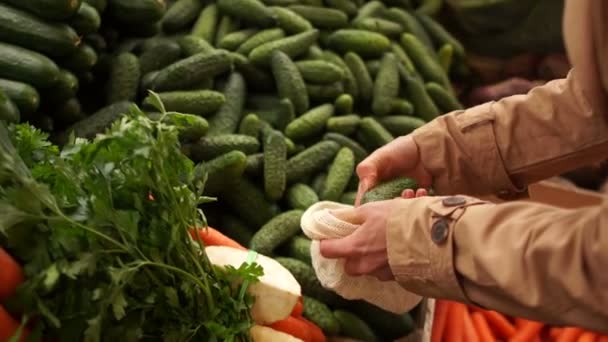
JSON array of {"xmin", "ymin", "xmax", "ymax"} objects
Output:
[{"xmin": 0, "ymin": 93, "xmax": 262, "ymax": 342}]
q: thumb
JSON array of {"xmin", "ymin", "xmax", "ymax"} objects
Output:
[{"xmin": 319, "ymin": 234, "xmax": 358, "ymax": 259}]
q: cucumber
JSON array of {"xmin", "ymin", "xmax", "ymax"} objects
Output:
[
  {"xmin": 287, "ymin": 5, "xmax": 349, "ymax": 29},
  {"xmin": 425, "ymin": 82, "xmax": 463, "ymax": 112},
  {"xmin": 340, "ymin": 191, "xmax": 357, "ymax": 205},
  {"xmin": 353, "ymin": 17, "xmax": 404, "ymax": 37},
  {"xmin": 151, "ymin": 50, "xmax": 233, "ymax": 91},
  {"xmin": 250, "ymin": 210, "xmax": 304, "ymax": 255},
  {"xmin": 229, "ymin": 52, "xmax": 276, "ymax": 92},
  {"xmin": 218, "ymin": 213, "xmax": 254, "ymax": 246},
  {"xmin": 251, "ymin": 98, "xmax": 296, "ymax": 131},
  {"xmin": 208, "ymin": 72, "xmax": 247, "ymax": 136},
  {"xmin": 271, "ymin": 50, "xmax": 309, "ymax": 115},
  {"xmin": 285, "ymin": 103, "xmax": 334, "ymax": 141},
  {"xmin": 0, "ymin": 79, "xmax": 40, "ymax": 115},
  {"xmin": 344, "ymin": 52, "xmax": 374, "ymax": 103},
  {"xmin": 1, "ymin": 0, "xmax": 82, "ymax": 20},
  {"xmin": 415, "ymin": 13, "xmax": 465, "ymax": 59},
  {"xmin": 357, "ymin": 117, "xmax": 394, "ymax": 150},
  {"xmin": 321, "ymin": 51, "xmax": 358, "ymax": 99},
  {"xmin": 286, "ymin": 140, "xmax": 340, "ymax": 182},
  {"xmin": 85, "ymin": 0, "xmax": 107, "ymax": 13},
  {"xmin": 46, "ymin": 69, "xmax": 79, "ymax": 105},
  {"xmin": 222, "ymin": 177, "xmax": 275, "ymax": 228},
  {"xmin": 153, "ymin": 112, "xmax": 209, "ymax": 142},
  {"xmin": 361, "ymin": 177, "xmax": 417, "ymax": 203},
  {"xmin": 334, "ymin": 94, "xmax": 354, "ymax": 114},
  {"xmin": 215, "ymin": 16, "xmax": 241, "ymax": 46},
  {"xmin": 352, "ymin": 0, "xmax": 386, "ymax": 22},
  {"xmin": 286, "ymin": 183, "xmax": 319, "ymax": 210},
  {"xmin": 162, "ymin": 0, "xmax": 203, "ymax": 33},
  {"xmin": 197, "ymin": 150, "xmax": 247, "ymax": 196},
  {"xmin": 0, "ymin": 90, "xmax": 20, "ymax": 124},
  {"xmin": 55, "ymin": 101, "xmax": 135, "ymax": 145},
  {"xmin": 366, "ymin": 59, "xmax": 381, "ymax": 78},
  {"xmin": 238, "ymin": 113, "xmax": 262, "ymax": 137},
  {"xmin": 326, "ymin": 0, "xmax": 357, "ymax": 17},
  {"xmin": 346, "ymin": 300, "xmax": 415, "ymax": 340},
  {"xmin": 106, "ymin": 52, "xmax": 141, "ymax": 103},
  {"xmin": 53, "ymin": 98, "xmax": 84, "ymax": 125},
  {"xmin": 0, "ymin": 42, "xmax": 60, "ymax": 89},
  {"xmin": 390, "ymin": 42, "xmax": 417, "ymax": 75},
  {"xmin": 415, "ymin": 0, "xmax": 442, "ymax": 16},
  {"xmin": 326, "ymin": 29, "xmax": 391, "ymax": 57},
  {"xmin": 333, "ymin": 310, "xmax": 379, "ymax": 342},
  {"xmin": 391, "ymin": 98, "xmax": 414, "ymax": 115},
  {"xmin": 399, "ymin": 66, "xmax": 440, "ymax": 121},
  {"xmin": 218, "ymin": 29, "xmax": 259, "ymax": 51},
  {"xmin": 263, "ymin": 130, "xmax": 287, "ymax": 200},
  {"xmin": 192, "ymin": 4, "xmax": 219, "ymax": 43},
  {"xmin": 295, "ymin": 60, "xmax": 344, "ymax": 84},
  {"xmin": 321, "ymin": 147, "xmax": 355, "ymax": 201},
  {"xmin": 237, "ymin": 28, "xmax": 286, "ymax": 56},
  {"xmin": 303, "ymin": 296, "xmax": 341, "ymax": 335},
  {"xmin": 438, "ymin": 44, "xmax": 454, "ymax": 72},
  {"xmin": 372, "ymin": 53, "xmax": 400, "ymax": 116},
  {"xmin": 245, "ymin": 153, "xmax": 264, "ymax": 176},
  {"xmin": 378, "ymin": 115, "xmax": 426, "ymax": 136},
  {"xmin": 326, "ymin": 114, "xmax": 360, "ymax": 136},
  {"xmin": 108, "ymin": 0, "xmax": 166, "ymax": 24},
  {"xmin": 116, "ymin": 20, "xmax": 161, "ymax": 38},
  {"xmin": 383, "ymin": 8, "xmax": 433, "ymax": 50},
  {"xmin": 310, "ymin": 172, "xmax": 327, "ymax": 195},
  {"xmin": 0, "ymin": 3, "xmax": 80, "ymax": 58},
  {"xmin": 178, "ymin": 35, "xmax": 215, "ymax": 56},
  {"xmin": 143, "ymin": 90, "xmax": 225, "ymax": 117},
  {"xmin": 61, "ymin": 43, "xmax": 98, "ymax": 73},
  {"xmin": 249, "ymin": 29, "xmax": 320, "ymax": 66},
  {"xmin": 304, "ymin": 45, "xmax": 324, "ymax": 60},
  {"xmin": 189, "ymin": 134, "xmax": 260, "ymax": 161},
  {"xmin": 323, "ymin": 132, "xmax": 368, "ymax": 163},
  {"xmin": 139, "ymin": 39, "xmax": 182, "ymax": 74},
  {"xmin": 69, "ymin": 2, "xmax": 101, "ymax": 35},
  {"xmin": 271, "ymin": 7, "xmax": 313, "ymax": 34},
  {"xmin": 217, "ymin": 0, "xmax": 275, "ymax": 28},
  {"xmin": 306, "ymin": 82, "xmax": 344, "ymax": 102},
  {"xmin": 400, "ymin": 33, "xmax": 450, "ymax": 88},
  {"xmin": 286, "ymin": 236, "xmax": 313, "ymax": 265}
]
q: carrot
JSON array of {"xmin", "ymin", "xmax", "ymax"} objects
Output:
[
  {"xmin": 462, "ymin": 308, "xmax": 480, "ymax": 342},
  {"xmin": 514, "ymin": 318, "xmax": 528, "ymax": 329},
  {"xmin": 299, "ymin": 317, "xmax": 326, "ymax": 342},
  {"xmin": 577, "ymin": 332, "xmax": 598, "ymax": 342},
  {"xmin": 431, "ymin": 300, "xmax": 449, "ymax": 342},
  {"xmin": 509, "ymin": 320, "xmax": 544, "ymax": 342},
  {"xmin": 551, "ymin": 328, "xmax": 565, "ymax": 339},
  {"xmin": 471, "ymin": 312, "xmax": 496, "ymax": 342},
  {"xmin": 291, "ymin": 297, "xmax": 304, "ymax": 317},
  {"xmin": 444, "ymin": 302, "xmax": 466, "ymax": 342},
  {"xmin": 597, "ymin": 336, "xmax": 608, "ymax": 342},
  {"xmin": 269, "ymin": 316, "xmax": 313, "ymax": 342},
  {"xmin": 481, "ymin": 310, "xmax": 517, "ymax": 339},
  {"xmin": 0, "ymin": 305, "xmax": 28, "ymax": 342},
  {"xmin": 188, "ymin": 227, "xmax": 247, "ymax": 250},
  {"xmin": 0, "ymin": 248, "xmax": 24, "ymax": 301},
  {"xmin": 556, "ymin": 328, "xmax": 585, "ymax": 342}
]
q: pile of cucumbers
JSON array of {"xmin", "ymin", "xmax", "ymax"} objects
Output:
[{"xmin": 0, "ymin": 0, "xmax": 467, "ymax": 340}]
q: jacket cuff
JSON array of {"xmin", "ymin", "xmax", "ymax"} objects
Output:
[
  {"xmin": 386, "ymin": 196, "xmax": 488, "ymax": 301},
  {"xmin": 411, "ymin": 104, "xmax": 524, "ymax": 197}
]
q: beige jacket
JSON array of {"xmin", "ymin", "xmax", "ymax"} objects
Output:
[{"xmin": 388, "ymin": 0, "xmax": 608, "ymax": 333}]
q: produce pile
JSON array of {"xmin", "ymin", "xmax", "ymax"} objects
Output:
[{"xmin": 0, "ymin": 0, "xmax": 468, "ymax": 340}]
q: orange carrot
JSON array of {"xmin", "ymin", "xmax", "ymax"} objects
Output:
[
  {"xmin": 0, "ymin": 248, "xmax": 24, "ymax": 301},
  {"xmin": 556, "ymin": 328, "xmax": 585, "ymax": 342},
  {"xmin": 597, "ymin": 336, "xmax": 608, "ymax": 342},
  {"xmin": 269, "ymin": 316, "xmax": 313, "ymax": 342},
  {"xmin": 462, "ymin": 308, "xmax": 480, "ymax": 342},
  {"xmin": 291, "ymin": 297, "xmax": 304, "ymax": 317},
  {"xmin": 551, "ymin": 328, "xmax": 565, "ymax": 339},
  {"xmin": 509, "ymin": 320, "xmax": 544, "ymax": 342},
  {"xmin": 0, "ymin": 305, "xmax": 28, "ymax": 342},
  {"xmin": 431, "ymin": 300, "xmax": 449, "ymax": 342},
  {"xmin": 481, "ymin": 310, "xmax": 517, "ymax": 339},
  {"xmin": 514, "ymin": 318, "xmax": 528, "ymax": 329},
  {"xmin": 444, "ymin": 302, "xmax": 466, "ymax": 342},
  {"xmin": 188, "ymin": 227, "xmax": 247, "ymax": 250},
  {"xmin": 577, "ymin": 332, "xmax": 598, "ymax": 342},
  {"xmin": 471, "ymin": 312, "xmax": 496, "ymax": 342},
  {"xmin": 299, "ymin": 317, "xmax": 326, "ymax": 342}
]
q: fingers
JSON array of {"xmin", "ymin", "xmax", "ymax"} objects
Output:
[
  {"xmin": 416, "ymin": 188, "xmax": 428, "ymax": 197},
  {"xmin": 329, "ymin": 207, "xmax": 365, "ymax": 225},
  {"xmin": 401, "ymin": 188, "xmax": 429, "ymax": 199},
  {"xmin": 344, "ymin": 258, "xmax": 394, "ymax": 281},
  {"xmin": 319, "ymin": 234, "xmax": 359, "ymax": 259}
]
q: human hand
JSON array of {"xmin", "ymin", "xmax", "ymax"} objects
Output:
[
  {"xmin": 355, "ymin": 135, "xmax": 432, "ymax": 206},
  {"xmin": 320, "ymin": 189, "xmax": 429, "ymax": 282}
]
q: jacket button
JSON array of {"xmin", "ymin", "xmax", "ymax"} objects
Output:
[
  {"xmin": 442, "ymin": 196, "xmax": 466, "ymax": 207},
  {"xmin": 431, "ymin": 218, "xmax": 450, "ymax": 244}
]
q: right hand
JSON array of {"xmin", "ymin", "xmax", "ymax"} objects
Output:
[{"xmin": 355, "ymin": 135, "xmax": 433, "ymax": 206}]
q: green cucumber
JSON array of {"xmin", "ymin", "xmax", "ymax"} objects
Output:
[
  {"xmin": 217, "ymin": 0, "xmax": 275, "ymax": 28},
  {"xmin": 84, "ymin": 0, "xmax": 107, "ymax": 13},
  {"xmin": 2, "ymin": 0, "xmax": 82, "ymax": 20},
  {"xmin": 151, "ymin": 50, "xmax": 233, "ymax": 91},
  {"xmin": 353, "ymin": 0, "xmax": 386, "ymax": 22},
  {"xmin": 344, "ymin": 52, "xmax": 374, "ymax": 103},
  {"xmin": 391, "ymin": 42, "xmax": 417, "ymax": 74},
  {"xmin": 285, "ymin": 103, "xmax": 334, "ymax": 141},
  {"xmin": 271, "ymin": 50, "xmax": 309, "ymax": 115},
  {"xmin": 0, "ymin": 90, "xmax": 20, "ymax": 123},
  {"xmin": 196, "ymin": 150, "xmax": 247, "ymax": 196},
  {"xmin": 415, "ymin": 0, "xmax": 442, "ymax": 16},
  {"xmin": 238, "ymin": 113, "xmax": 262, "ymax": 137},
  {"xmin": 0, "ymin": 42, "xmax": 60, "ymax": 89},
  {"xmin": 372, "ymin": 53, "xmax": 400, "ymax": 116},
  {"xmin": 229, "ymin": 52, "xmax": 276, "ymax": 91},
  {"xmin": 189, "ymin": 134, "xmax": 260, "ymax": 161},
  {"xmin": 334, "ymin": 94, "xmax": 354, "ymax": 114},
  {"xmin": 107, "ymin": 0, "xmax": 166, "ymax": 24},
  {"xmin": 287, "ymin": 5, "xmax": 349, "ymax": 29},
  {"xmin": 178, "ymin": 35, "xmax": 215, "ymax": 56},
  {"xmin": 321, "ymin": 51, "xmax": 358, "ymax": 99},
  {"xmin": 353, "ymin": 17, "xmax": 404, "ymax": 37},
  {"xmin": 153, "ymin": 112, "xmax": 209, "ymax": 142},
  {"xmin": 250, "ymin": 210, "xmax": 304, "ymax": 255},
  {"xmin": 0, "ymin": 3, "xmax": 80, "ymax": 58},
  {"xmin": 61, "ymin": 43, "xmax": 98, "ymax": 73},
  {"xmin": 286, "ymin": 236, "xmax": 313, "ymax": 265},
  {"xmin": 340, "ymin": 191, "xmax": 357, "ymax": 205},
  {"xmin": 326, "ymin": 29, "xmax": 391, "ymax": 57},
  {"xmin": 378, "ymin": 115, "xmax": 426, "ymax": 136},
  {"xmin": 237, "ymin": 28, "xmax": 286, "ymax": 56},
  {"xmin": 46, "ymin": 69, "xmax": 79, "ymax": 105},
  {"xmin": 400, "ymin": 33, "xmax": 450, "ymax": 88},
  {"xmin": 383, "ymin": 8, "xmax": 433, "ymax": 50},
  {"xmin": 53, "ymin": 98, "xmax": 84, "ymax": 125},
  {"xmin": 415, "ymin": 13, "xmax": 465, "ymax": 59},
  {"xmin": 286, "ymin": 183, "xmax": 319, "ymax": 210},
  {"xmin": 303, "ymin": 296, "xmax": 341, "ymax": 335},
  {"xmin": 244, "ymin": 152, "xmax": 264, "ymax": 177},
  {"xmin": 286, "ymin": 140, "xmax": 340, "ymax": 182},
  {"xmin": 208, "ymin": 72, "xmax": 247, "ymax": 135},
  {"xmin": 106, "ymin": 52, "xmax": 141, "ymax": 103},
  {"xmin": 366, "ymin": 59, "xmax": 381, "ymax": 78},
  {"xmin": 295, "ymin": 60, "xmax": 344, "ymax": 84},
  {"xmin": 69, "ymin": 2, "xmax": 101, "ymax": 35},
  {"xmin": 218, "ymin": 29, "xmax": 259, "ymax": 51},
  {"xmin": 425, "ymin": 82, "xmax": 463, "ymax": 112},
  {"xmin": 263, "ymin": 130, "xmax": 287, "ymax": 201},
  {"xmin": 306, "ymin": 82, "xmax": 344, "ymax": 102},
  {"xmin": 215, "ymin": 16, "xmax": 241, "ymax": 46},
  {"xmin": 326, "ymin": 114, "xmax": 360, "ymax": 136},
  {"xmin": 162, "ymin": 0, "xmax": 203, "ymax": 33},
  {"xmin": 271, "ymin": 6, "xmax": 313, "ymax": 34},
  {"xmin": 143, "ymin": 90, "xmax": 225, "ymax": 117},
  {"xmin": 361, "ymin": 177, "xmax": 417, "ymax": 203},
  {"xmin": 0, "ymin": 79, "xmax": 40, "ymax": 115},
  {"xmin": 321, "ymin": 147, "xmax": 355, "ymax": 201},
  {"xmin": 399, "ymin": 66, "xmax": 440, "ymax": 121},
  {"xmin": 346, "ymin": 300, "xmax": 415, "ymax": 340},
  {"xmin": 326, "ymin": 0, "xmax": 357, "ymax": 17},
  {"xmin": 310, "ymin": 172, "xmax": 327, "ymax": 195},
  {"xmin": 218, "ymin": 213, "xmax": 254, "ymax": 246},
  {"xmin": 139, "ymin": 39, "xmax": 182, "ymax": 74},
  {"xmin": 192, "ymin": 4, "xmax": 219, "ymax": 43},
  {"xmin": 249, "ymin": 29, "xmax": 320, "ymax": 66},
  {"xmin": 222, "ymin": 177, "xmax": 275, "ymax": 228},
  {"xmin": 357, "ymin": 117, "xmax": 394, "ymax": 149},
  {"xmin": 438, "ymin": 44, "xmax": 454, "ymax": 72},
  {"xmin": 333, "ymin": 310, "xmax": 379, "ymax": 342},
  {"xmin": 391, "ymin": 99, "xmax": 414, "ymax": 115},
  {"xmin": 276, "ymin": 257, "xmax": 345, "ymax": 306},
  {"xmin": 323, "ymin": 132, "xmax": 368, "ymax": 163}
]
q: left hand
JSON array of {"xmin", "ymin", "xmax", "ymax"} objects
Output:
[{"xmin": 319, "ymin": 189, "xmax": 428, "ymax": 281}]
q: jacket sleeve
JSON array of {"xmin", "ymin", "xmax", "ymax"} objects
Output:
[
  {"xmin": 386, "ymin": 195, "xmax": 608, "ymax": 333},
  {"xmin": 411, "ymin": 68, "xmax": 608, "ymax": 197}
]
